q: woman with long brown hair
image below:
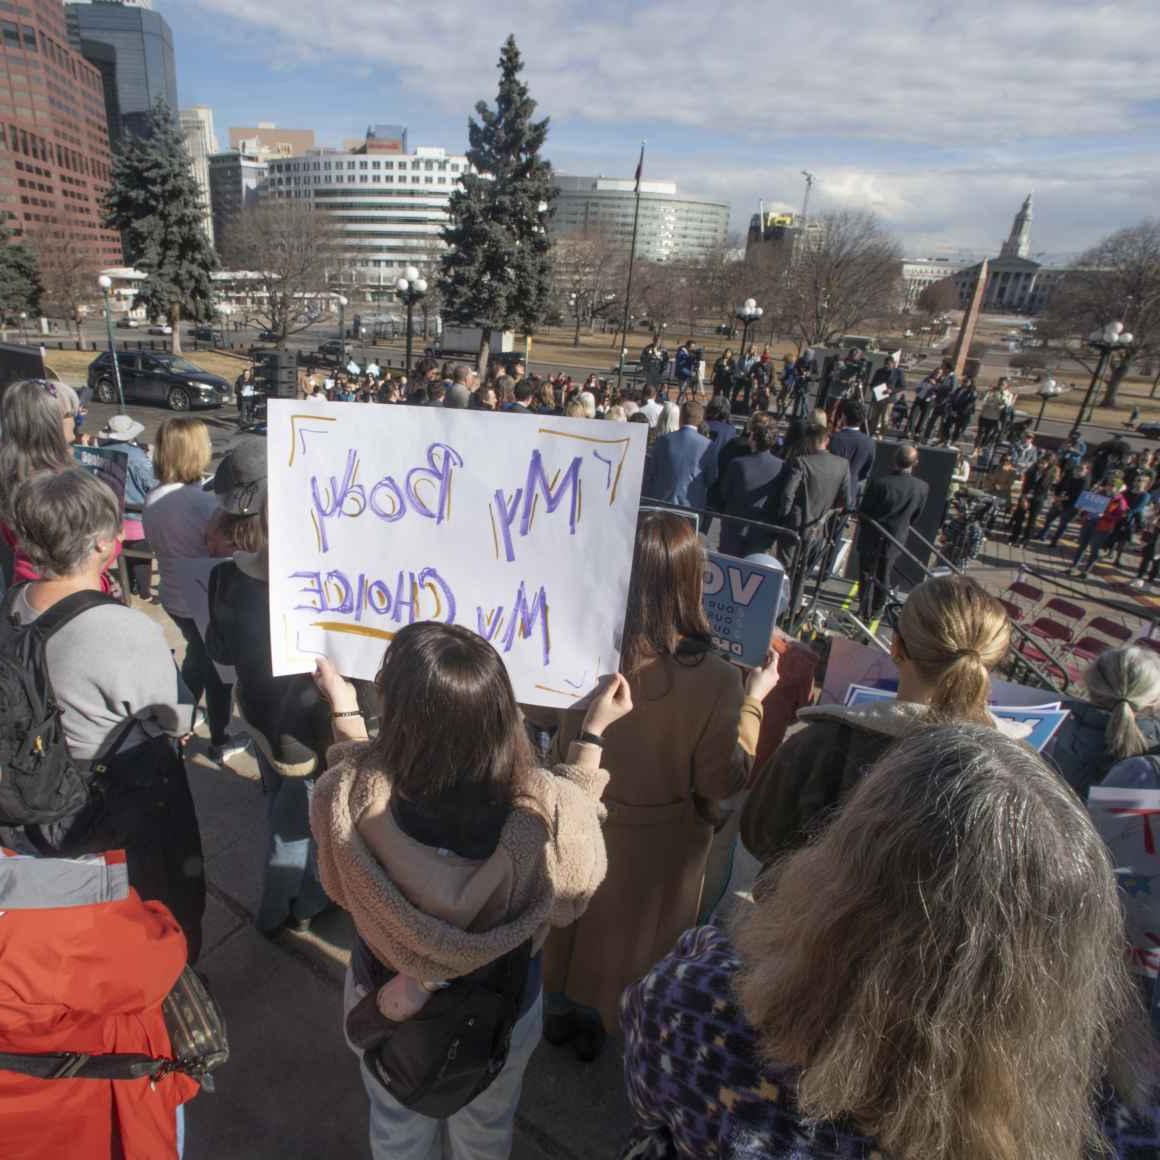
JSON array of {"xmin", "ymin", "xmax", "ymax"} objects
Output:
[
  {"xmin": 741, "ymin": 573, "xmax": 1010, "ymax": 868},
  {"xmin": 543, "ymin": 510, "xmax": 779, "ymax": 1060},
  {"xmin": 623, "ymin": 724, "xmax": 1152, "ymax": 1160},
  {"xmin": 310, "ymin": 622, "xmax": 630, "ymax": 1159}
]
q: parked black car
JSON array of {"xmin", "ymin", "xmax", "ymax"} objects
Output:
[
  {"xmin": 86, "ymin": 351, "xmax": 230, "ymax": 411},
  {"xmin": 314, "ymin": 338, "xmax": 347, "ymax": 364},
  {"xmin": 188, "ymin": 324, "xmax": 219, "ymax": 341}
]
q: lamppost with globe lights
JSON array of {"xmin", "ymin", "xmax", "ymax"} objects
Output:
[
  {"xmin": 735, "ymin": 298, "xmax": 764, "ymax": 364},
  {"xmin": 395, "ymin": 265, "xmax": 428, "ymax": 379},
  {"xmin": 1073, "ymin": 321, "xmax": 1133, "ymax": 433},
  {"xmin": 97, "ymin": 274, "xmax": 125, "ymax": 410},
  {"xmin": 1034, "ymin": 378, "xmax": 1066, "ymax": 431},
  {"xmin": 336, "ymin": 295, "xmax": 349, "ymax": 369}
]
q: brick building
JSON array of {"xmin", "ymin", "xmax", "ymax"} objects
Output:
[{"xmin": 0, "ymin": 0, "xmax": 122, "ymax": 267}]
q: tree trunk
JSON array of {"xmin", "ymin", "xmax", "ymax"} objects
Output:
[
  {"xmin": 477, "ymin": 326, "xmax": 492, "ymax": 379},
  {"xmin": 573, "ymin": 311, "xmax": 582, "ymax": 347},
  {"xmin": 1100, "ymin": 354, "xmax": 1132, "ymax": 408},
  {"xmin": 170, "ymin": 303, "xmax": 182, "ymax": 355},
  {"xmin": 1151, "ymin": 368, "xmax": 1160, "ymax": 399}
]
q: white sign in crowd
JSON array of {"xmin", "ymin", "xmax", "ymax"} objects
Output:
[{"xmin": 266, "ymin": 400, "xmax": 648, "ymax": 707}]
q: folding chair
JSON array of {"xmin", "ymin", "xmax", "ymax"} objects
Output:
[{"xmin": 1000, "ymin": 575, "xmax": 1046, "ymax": 624}]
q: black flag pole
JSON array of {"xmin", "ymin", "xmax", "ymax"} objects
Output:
[{"xmin": 615, "ymin": 142, "xmax": 645, "ymax": 395}]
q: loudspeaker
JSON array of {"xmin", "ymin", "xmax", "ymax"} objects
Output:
[
  {"xmin": 847, "ymin": 440, "xmax": 957, "ymax": 588},
  {"xmin": 257, "ymin": 350, "xmax": 298, "ymax": 398}
]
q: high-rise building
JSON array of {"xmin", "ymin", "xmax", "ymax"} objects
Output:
[
  {"xmin": 209, "ymin": 150, "xmax": 267, "ymax": 246},
  {"xmin": 65, "ymin": 0, "xmax": 177, "ymax": 143},
  {"xmin": 180, "ymin": 106, "xmax": 217, "ymax": 246},
  {"xmin": 0, "ymin": 0, "xmax": 122, "ymax": 266},
  {"xmin": 551, "ymin": 175, "xmax": 729, "ymax": 263},
  {"xmin": 263, "ymin": 126, "xmax": 467, "ymax": 290},
  {"xmin": 228, "ymin": 123, "xmax": 316, "ymax": 161}
]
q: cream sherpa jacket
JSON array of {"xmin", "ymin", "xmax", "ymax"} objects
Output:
[{"xmin": 310, "ymin": 739, "xmax": 610, "ymax": 981}]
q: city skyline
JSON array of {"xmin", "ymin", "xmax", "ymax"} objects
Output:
[{"xmin": 164, "ymin": 0, "xmax": 1158, "ymax": 263}]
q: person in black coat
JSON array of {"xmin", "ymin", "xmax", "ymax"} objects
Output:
[
  {"xmin": 717, "ymin": 413, "xmax": 785, "ymax": 557},
  {"xmin": 855, "ymin": 443, "xmax": 930, "ymax": 621},
  {"xmin": 828, "ymin": 400, "xmax": 876, "ymax": 504}
]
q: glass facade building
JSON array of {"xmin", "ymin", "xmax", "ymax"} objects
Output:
[
  {"xmin": 0, "ymin": 0, "xmax": 122, "ymax": 266},
  {"xmin": 65, "ymin": 1, "xmax": 177, "ymax": 143},
  {"xmin": 550, "ymin": 176, "xmax": 729, "ymax": 263}
]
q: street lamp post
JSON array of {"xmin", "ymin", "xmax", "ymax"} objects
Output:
[
  {"xmin": 395, "ymin": 265, "xmax": 428, "ymax": 380},
  {"xmin": 735, "ymin": 298, "xmax": 764, "ymax": 363},
  {"xmin": 1034, "ymin": 378, "xmax": 1066, "ymax": 431},
  {"xmin": 1072, "ymin": 321, "xmax": 1133, "ymax": 434},
  {"xmin": 97, "ymin": 274, "xmax": 125, "ymax": 411},
  {"xmin": 336, "ymin": 295, "xmax": 349, "ymax": 369},
  {"xmin": 17, "ymin": 312, "xmax": 27, "ymax": 344}
]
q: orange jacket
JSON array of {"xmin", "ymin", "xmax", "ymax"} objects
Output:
[{"xmin": 0, "ymin": 849, "xmax": 198, "ymax": 1159}]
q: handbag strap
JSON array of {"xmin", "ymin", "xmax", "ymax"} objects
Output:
[{"xmin": 0, "ymin": 1049, "xmax": 168, "ymax": 1081}]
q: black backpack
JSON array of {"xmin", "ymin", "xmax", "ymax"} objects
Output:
[
  {"xmin": 345, "ymin": 940, "xmax": 531, "ymax": 1119},
  {"xmin": 0, "ymin": 586, "xmax": 116, "ymax": 827}
]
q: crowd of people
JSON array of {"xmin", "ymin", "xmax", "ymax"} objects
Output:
[{"xmin": 2, "ymin": 359, "xmax": 1160, "ymax": 1160}]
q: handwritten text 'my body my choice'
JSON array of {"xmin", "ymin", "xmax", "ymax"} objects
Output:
[{"xmin": 290, "ymin": 442, "xmax": 585, "ymax": 666}]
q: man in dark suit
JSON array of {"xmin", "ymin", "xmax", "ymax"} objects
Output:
[
  {"xmin": 717, "ymin": 413, "xmax": 785, "ymax": 557},
  {"xmin": 856, "ymin": 442, "xmax": 930, "ymax": 622},
  {"xmin": 828, "ymin": 400, "xmax": 876, "ymax": 504},
  {"xmin": 642, "ymin": 400, "xmax": 718, "ymax": 510}
]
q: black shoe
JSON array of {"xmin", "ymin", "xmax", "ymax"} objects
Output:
[
  {"xmin": 573, "ymin": 1019, "xmax": 607, "ymax": 1063},
  {"xmin": 543, "ymin": 1009, "xmax": 580, "ymax": 1046}
]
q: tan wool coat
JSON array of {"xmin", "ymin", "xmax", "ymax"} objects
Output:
[{"xmin": 544, "ymin": 650, "xmax": 762, "ymax": 1029}]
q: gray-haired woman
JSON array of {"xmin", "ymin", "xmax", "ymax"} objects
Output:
[
  {"xmin": 1052, "ymin": 646, "xmax": 1160, "ymax": 798},
  {"xmin": 0, "ymin": 467, "xmax": 203, "ymax": 955}
]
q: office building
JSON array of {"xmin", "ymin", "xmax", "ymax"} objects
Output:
[
  {"xmin": 744, "ymin": 207, "xmax": 825, "ymax": 265},
  {"xmin": 209, "ymin": 150, "xmax": 267, "ymax": 247},
  {"xmin": 180, "ymin": 106, "xmax": 217, "ymax": 245},
  {"xmin": 229, "ymin": 123, "xmax": 315, "ymax": 161},
  {"xmin": 263, "ymin": 125, "xmax": 467, "ymax": 290},
  {"xmin": 551, "ymin": 175, "xmax": 729, "ymax": 263},
  {"xmin": 0, "ymin": 0, "xmax": 121, "ymax": 266},
  {"xmin": 65, "ymin": 0, "xmax": 177, "ymax": 143}
]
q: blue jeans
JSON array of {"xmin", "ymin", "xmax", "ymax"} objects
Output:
[
  {"xmin": 254, "ymin": 749, "xmax": 330, "ymax": 932},
  {"xmin": 1072, "ymin": 524, "xmax": 1110, "ymax": 572}
]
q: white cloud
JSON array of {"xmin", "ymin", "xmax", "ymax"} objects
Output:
[
  {"xmin": 186, "ymin": 0, "xmax": 1160, "ymax": 141},
  {"xmin": 184, "ymin": 0, "xmax": 1160, "ymax": 251}
]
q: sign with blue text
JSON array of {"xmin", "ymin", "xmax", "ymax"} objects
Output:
[
  {"xmin": 702, "ymin": 552, "xmax": 785, "ymax": 665},
  {"xmin": 266, "ymin": 400, "xmax": 648, "ymax": 707}
]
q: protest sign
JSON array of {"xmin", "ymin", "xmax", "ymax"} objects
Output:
[
  {"xmin": 1088, "ymin": 785, "xmax": 1160, "ymax": 980},
  {"xmin": 1076, "ymin": 490, "xmax": 1111, "ymax": 518},
  {"xmin": 266, "ymin": 399, "xmax": 647, "ymax": 707},
  {"xmin": 702, "ymin": 552, "xmax": 785, "ymax": 665},
  {"xmin": 843, "ymin": 684, "xmax": 1068, "ymax": 751},
  {"xmin": 73, "ymin": 444, "xmax": 128, "ymax": 513}
]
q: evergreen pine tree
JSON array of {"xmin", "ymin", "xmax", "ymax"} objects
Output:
[
  {"xmin": 0, "ymin": 223, "xmax": 41, "ymax": 323},
  {"xmin": 103, "ymin": 101, "xmax": 216, "ymax": 353},
  {"xmin": 440, "ymin": 36, "xmax": 553, "ymax": 375}
]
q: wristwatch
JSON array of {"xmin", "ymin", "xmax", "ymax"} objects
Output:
[{"xmin": 578, "ymin": 730, "xmax": 605, "ymax": 747}]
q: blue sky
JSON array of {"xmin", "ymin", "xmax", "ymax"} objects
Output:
[{"xmin": 162, "ymin": 0, "xmax": 1160, "ymax": 262}]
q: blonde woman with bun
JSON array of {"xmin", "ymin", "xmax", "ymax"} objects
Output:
[{"xmin": 741, "ymin": 574, "xmax": 1011, "ymax": 868}]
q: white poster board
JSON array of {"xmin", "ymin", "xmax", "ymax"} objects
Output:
[{"xmin": 266, "ymin": 400, "xmax": 648, "ymax": 707}]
